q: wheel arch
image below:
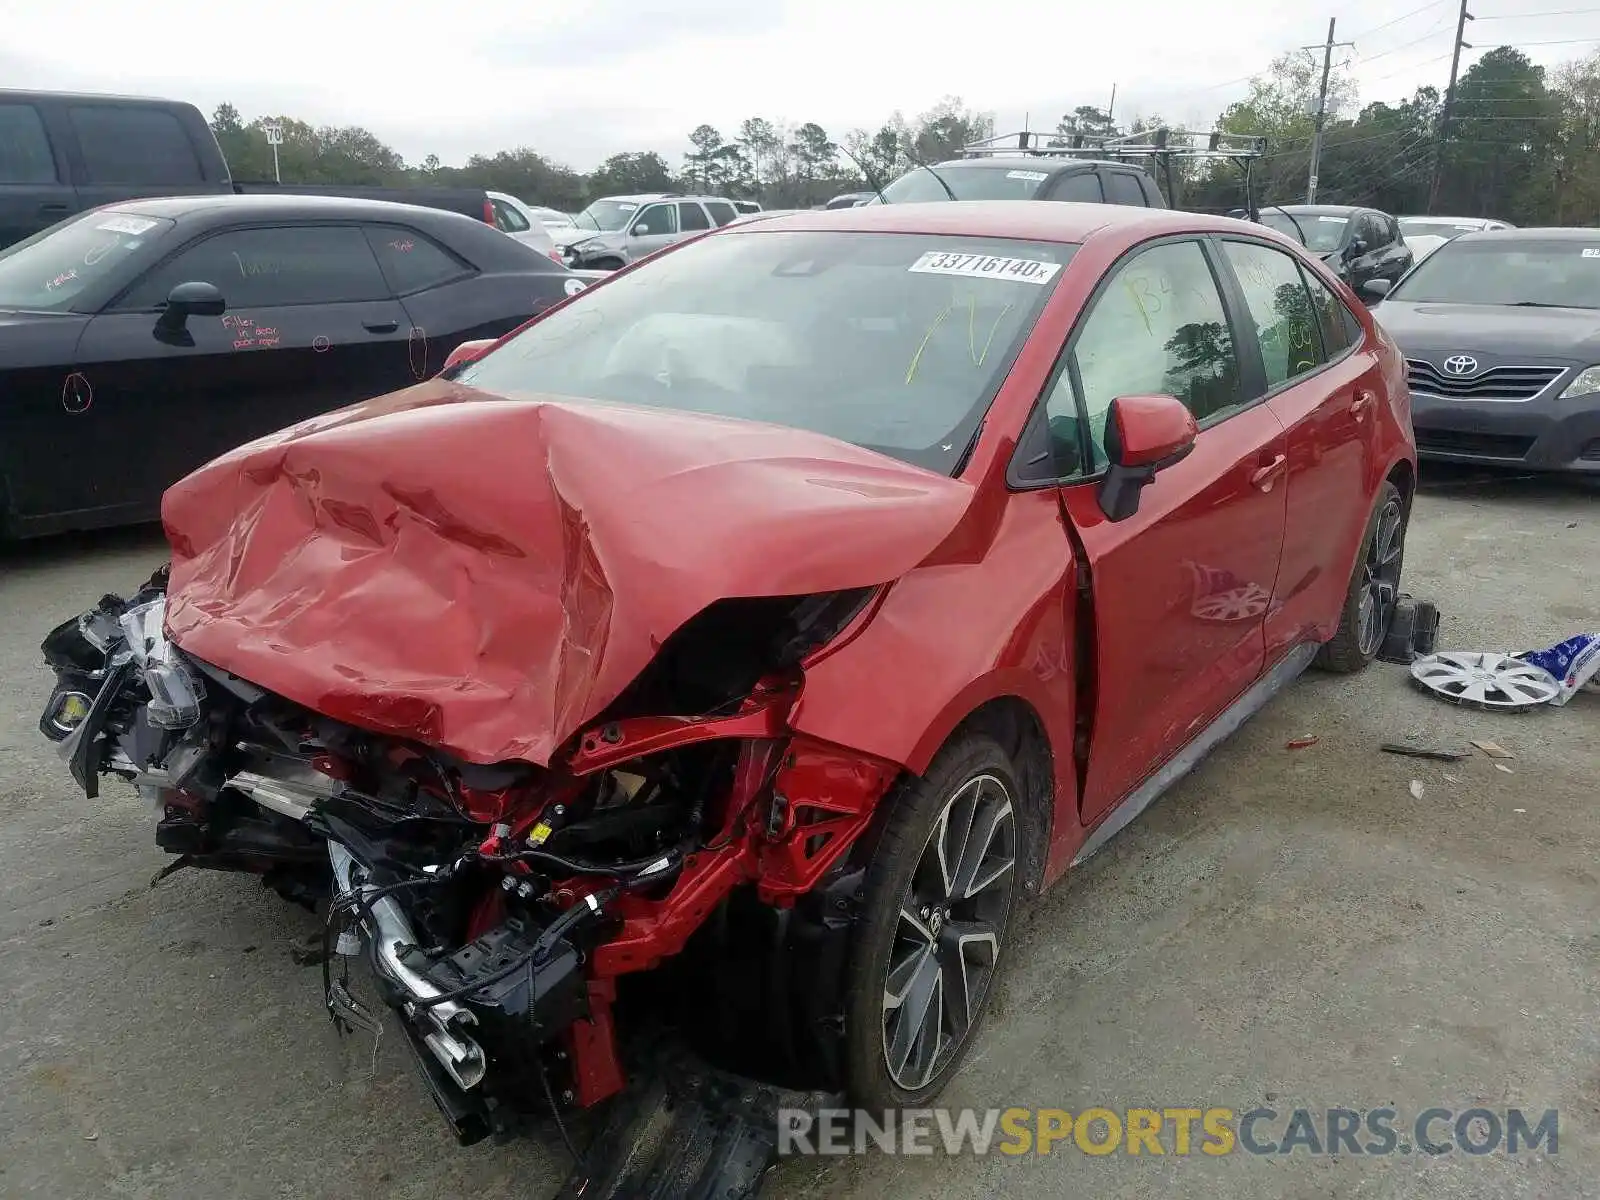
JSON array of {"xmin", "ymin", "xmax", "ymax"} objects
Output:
[{"xmin": 940, "ymin": 694, "xmax": 1055, "ymax": 898}]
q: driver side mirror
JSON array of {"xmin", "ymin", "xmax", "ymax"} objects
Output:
[
  {"xmin": 155, "ymin": 280, "xmax": 226, "ymax": 340},
  {"xmin": 439, "ymin": 337, "xmax": 496, "ymax": 376},
  {"xmin": 1098, "ymin": 394, "xmax": 1198, "ymax": 522},
  {"xmin": 1347, "ymin": 238, "xmax": 1368, "ymax": 259},
  {"xmin": 1361, "ymin": 277, "xmax": 1392, "ymax": 301},
  {"xmin": 630, "ymin": 222, "xmax": 651, "ymax": 236}
]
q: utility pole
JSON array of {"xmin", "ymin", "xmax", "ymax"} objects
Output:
[
  {"xmin": 1427, "ymin": 0, "xmax": 1475, "ymax": 213},
  {"xmin": 1107, "ymin": 82, "xmax": 1117, "ymax": 131},
  {"xmin": 1304, "ymin": 19, "xmax": 1354, "ymax": 203}
]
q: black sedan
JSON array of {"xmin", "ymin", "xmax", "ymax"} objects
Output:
[
  {"xmin": 1370, "ymin": 228, "xmax": 1600, "ymax": 474},
  {"xmin": 0, "ymin": 194, "xmax": 586, "ymax": 538},
  {"xmin": 1258, "ymin": 204, "xmax": 1414, "ymax": 299}
]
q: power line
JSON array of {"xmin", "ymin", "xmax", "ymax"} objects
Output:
[
  {"xmin": 1358, "ymin": 26, "xmax": 1455, "ymax": 64},
  {"xmin": 1348, "ymin": 0, "xmax": 1452, "ymax": 41},
  {"xmin": 1475, "ymin": 7, "xmax": 1600, "ymax": 18},
  {"xmin": 1492, "ymin": 36, "xmax": 1600, "ymax": 45}
]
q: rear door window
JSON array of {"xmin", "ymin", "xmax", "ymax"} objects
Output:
[
  {"xmin": 678, "ymin": 202, "xmax": 711, "ymax": 231},
  {"xmin": 704, "ymin": 200, "xmax": 737, "ymax": 226},
  {"xmin": 1048, "ymin": 171, "xmax": 1103, "ymax": 202},
  {"xmin": 1103, "ymin": 172, "xmax": 1146, "ymax": 206},
  {"xmin": 0, "ymin": 103, "xmax": 57, "ymax": 183},
  {"xmin": 123, "ymin": 224, "xmax": 389, "ymax": 308},
  {"xmin": 68, "ymin": 105, "xmax": 204, "ymax": 185},
  {"xmin": 364, "ymin": 226, "xmax": 471, "ymax": 294}
]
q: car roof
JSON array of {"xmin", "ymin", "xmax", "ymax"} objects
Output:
[
  {"xmin": 1450, "ymin": 227, "xmax": 1599, "ymax": 242},
  {"xmin": 0, "ymin": 87, "xmax": 188, "ymax": 105},
  {"xmin": 722, "ymin": 200, "xmax": 1267, "ymax": 246},
  {"xmin": 931, "ymin": 156, "xmax": 1130, "ymax": 173},
  {"xmin": 1267, "ymin": 204, "xmax": 1365, "ymax": 216},
  {"xmin": 99, "ymin": 193, "xmax": 472, "ymax": 223}
]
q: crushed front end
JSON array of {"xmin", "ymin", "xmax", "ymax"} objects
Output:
[{"xmin": 38, "ymin": 568, "xmax": 899, "ymax": 1150}]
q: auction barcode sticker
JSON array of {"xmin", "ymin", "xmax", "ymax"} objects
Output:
[
  {"xmin": 1006, "ymin": 170, "xmax": 1049, "ymax": 181},
  {"xmin": 909, "ymin": 251, "xmax": 1062, "ymax": 284}
]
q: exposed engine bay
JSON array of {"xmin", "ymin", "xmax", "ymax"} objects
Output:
[{"xmin": 39, "ymin": 564, "xmax": 898, "ymax": 1153}]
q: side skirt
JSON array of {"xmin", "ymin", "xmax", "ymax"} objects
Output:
[{"xmin": 1070, "ymin": 642, "xmax": 1320, "ymax": 868}]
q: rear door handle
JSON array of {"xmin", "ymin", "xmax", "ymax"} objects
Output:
[
  {"xmin": 1250, "ymin": 454, "xmax": 1288, "ymax": 491},
  {"xmin": 362, "ymin": 320, "xmax": 399, "ymax": 334},
  {"xmin": 38, "ymin": 201, "xmax": 69, "ymax": 213},
  {"xmin": 1350, "ymin": 390, "xmax": 1375, "ymax": 421}
]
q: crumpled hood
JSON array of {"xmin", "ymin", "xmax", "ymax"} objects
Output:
[{"xmin": 161, "ymin": 381, "xmax": 975, "ymax": 765}]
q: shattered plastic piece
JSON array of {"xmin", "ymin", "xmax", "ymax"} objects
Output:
[
  {"xmin": 1495, "ymin": 763, "xmax": 1515, "ymax": 775},
  {"xmin": 1470, "ymin": 740, "xmax": 1514, "ymax": 759},
  {"xmin": 1515, "ymin": 633, "xmax": 1600, "ymax": 707},
  {"xmin": 1513, "ymin": 808, "xmax": 1526, "ymax": 813},
  {"xmin": 1378, "ymin": 595, "xmax": 1441, "ymax": 665},
  {"xmin": 1409, "ymin": 779, "xmax": 1425, "ymax": 799},
  {"xmin": 1286, "ymin": 735, "xmax": 1320, "ymax": 750},
  {"xmin": 1381, "ymin": 742, "xmax": 1468, "ymax": 762}
]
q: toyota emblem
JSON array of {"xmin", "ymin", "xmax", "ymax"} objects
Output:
[{"xmin": 1442, "ymin": 354, "xmax": 1479, "ymax": 376}]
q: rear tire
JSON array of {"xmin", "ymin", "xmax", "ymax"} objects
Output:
[
  {"xmin": 841, "ymin": 733, "xmax": 1023, "ymax": 1109},
  {"xmin": 1316, "ymin": 481, "xmax": 1406, "ymax": 673}
]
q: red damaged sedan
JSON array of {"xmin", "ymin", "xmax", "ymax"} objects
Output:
[{"xmin": 38, "ymin": 202, "xmax": 1415, "ymax": 1167}]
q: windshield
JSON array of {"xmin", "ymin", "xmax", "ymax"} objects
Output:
[
  {"xmin": 0, "ymin": 210, "xmax": 175, "ymax": 311},
  {"xmin": 1389, "ymin": 238, "xmax": 1600, "ymax": 308},
  {"xmin": 1260, "ymin": 211, "xmax": 1348, "ymax": 254},
  {"xmin": 1399, "ymin": 219, "xmax": 1484, "ymax": 240},
  {"xmin": 456, "ymin": 230, "xmax": 1075, "ymax": 474},
  {"xmin": 575, "ymin": 199, "xmax": 641, "ymax": 233},
  {"xmin": 880, "ymin": 165, "xmax": 1053, "ymax": 203}
]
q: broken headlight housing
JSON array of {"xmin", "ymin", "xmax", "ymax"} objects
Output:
[{"xmin": 118, "ymin": 597, "xmax": 205, "ymax": 730}]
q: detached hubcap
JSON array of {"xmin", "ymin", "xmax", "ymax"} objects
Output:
[
  {"xmin": 1357, "ymin": 499, "xmax": 1404, "ymax": 657},
  {"xmin": 882, "ymin": 773, "xmax": 1017, "ymax": 1091}
]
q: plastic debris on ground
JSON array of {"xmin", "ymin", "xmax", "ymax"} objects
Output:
[
  {"xmin": 1379, "ymin": 595, "xmax": 1441, "ymax": 665},
  {"xmin": 1380, "ymin": 742, "xmax": 1468, "ymax": 762},
  {"xmin": 1514, "ymin": 634, "xmax": 1600, "ymax": 707},
  {"xmin": 1470, "ymin": 740, "xmax": 1515, "ymax": 759},
  {"xmin": 1285, "ymin": 735, "xmax": 1320, "ymax": 750}
]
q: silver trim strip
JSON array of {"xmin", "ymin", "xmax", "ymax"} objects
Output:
[
  {"xmin": 1404, "ymin": 360, "xmax": 1565, "ymax": 405},
  {"xmin": 1071, "ymin": 642, "xmax": 1319, "ymax": 867}
]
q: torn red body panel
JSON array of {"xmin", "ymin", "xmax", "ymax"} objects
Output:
[{"xmin": 160, "ymin": 380, "xmax": 974, "ymax": 766}]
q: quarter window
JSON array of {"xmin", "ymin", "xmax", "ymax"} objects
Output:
[
  {"xmin": 124, "ymin": 225, "xmax": 389, "ymax": 308},
  {"xmin": 1048, "ymin": 239, "xmax": 1243, "ymax": 475},
  {"xmin": 1222, "ymin": 240, "xmax": 1324, "ymax": 388},
  {"xmin": 68, "ymin": 106, "xmax": 203, "ymax": 185},
  {"xmin": 364, "ymin": 226, "xmax": 469, "ymax": 294},
  {"xmin": 0, "ymin": 104, "xmax": 57, "ymax": 184}
]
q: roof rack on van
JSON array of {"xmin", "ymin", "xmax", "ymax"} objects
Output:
[{"xmin": 962, "ymin": 128, "xmax": 1268, "ymax": 219}]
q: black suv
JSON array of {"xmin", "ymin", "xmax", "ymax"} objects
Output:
[{"xmin": 878, "ymin": 156, "xmax": 1167, "ymax": 207}]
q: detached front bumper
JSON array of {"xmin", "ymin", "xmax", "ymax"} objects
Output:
[{"xmin": 1411, "ymin": 389, "xmax": 1600, "ymax": 473}]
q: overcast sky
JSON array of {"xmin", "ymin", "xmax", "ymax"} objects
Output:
[{"xmin": 4, "ymin": 0, "xmax": 1596, "ymax": 170}]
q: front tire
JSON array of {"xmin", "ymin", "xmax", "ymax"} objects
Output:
[
  {"xmin": 843, "ymin": 734, "xmax": 1023, "ymax": 1109},
  {"xmin": 1316, "ymin": 480, "xmax": 1406, "ymax": 673}
]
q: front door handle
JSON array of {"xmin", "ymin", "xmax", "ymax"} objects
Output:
[
  {"xmin": 1250, "ymin": 454, "xmax": 1288, "ymax": 491},
  {"xmin": 362, "ymin": 320, "xmax": 399, "ymax": 334},
  {"xmin": 38, "ymin": 201, "xmax": 69, "ymax": 213}
]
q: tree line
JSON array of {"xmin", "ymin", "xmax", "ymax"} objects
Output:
[{"xmin": 209, "ymin": 44, "xmax": 1600, "ymax": 224}]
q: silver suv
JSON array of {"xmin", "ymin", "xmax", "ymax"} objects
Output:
[{"xmin": 558, "ymin": 193, "xmax": 741, "ymax": 270}]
